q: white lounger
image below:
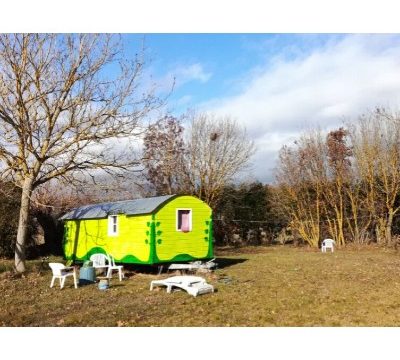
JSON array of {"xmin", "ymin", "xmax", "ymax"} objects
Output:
[
  {"xmin": 150, "ymin": 275, "xmax": 214, "ymax": 297},
  {"xmin": 168, "ymin": 259, "xmax": 217, "ymax": 273}
]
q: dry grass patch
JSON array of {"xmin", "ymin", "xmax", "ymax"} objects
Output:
[{"xmin": 2, "ymin": 246, "xmax": 400, "ymax": 326}]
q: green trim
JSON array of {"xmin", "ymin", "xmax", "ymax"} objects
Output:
[
  {"xmin": 63, "ymin": 195, "xmax": 214, "ymax": 265},
  {"xmin": 62, "ymin": 226, "xmax": 67, "ymax": 256},
  {"xmin": 65, "ymin": 248, "xmax": 213, "ymax": 264},
  {"xmin": 149, "ymin": 214, "xmax": 157, "ymax": 263},
  {"xmin": 65, "ymin": 246, "xmax": 107, "ymax": 262},
  {"xmin": 120, "ymin": 254, "xmax": 152, "ymax": 265},
  {"xmin": 87, "ymin": 246, "xmax": 107, "ymax": 259},
  {"xmin": 206, "ymin": 214, "xmax": 214, "ymax": 258},
  {"xmin": 66, "ymin": 252, "xmax": 153, "ymax": 265},
  {"xmin": 169, "ymin": 253, "xmax": 210, "ymax": 262}
]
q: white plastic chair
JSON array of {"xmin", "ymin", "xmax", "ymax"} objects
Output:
[
  {"xmin": 90, "ymin": 253, "xmax": 111, "ymax": 275},
  {"xmin": 106, "ymin": 255, "xmax": 124, "ymax": 281},
  {"xmin": 49, "ymin": 263, "xmax": 77, "ymax": 289},
  {"xmin": 321, "ymin": 238, "xmax": 335, "ymax": 253}
]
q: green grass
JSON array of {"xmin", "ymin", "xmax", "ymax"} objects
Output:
[{"xmin": 2, "ymin": 246, "xmax": 400, "ymax": 326}]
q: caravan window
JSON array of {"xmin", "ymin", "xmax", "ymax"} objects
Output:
[
  {"xmin": 108, "ymin": 215, "xmax": 118, "ymax": 236},
  {"xmin": 176, "ymin": 209, "xmax": 192, "ymax": 232}
]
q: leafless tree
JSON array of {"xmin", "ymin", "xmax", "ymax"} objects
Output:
[
  {"xmin": 184, "ymin": 112, "xmax": 255, "ymax": 209},
  {"xmin": 350, "ymin": 108, "xmax": 400, "ymax": 245},
  {"xmin": 0, "ymin": 34, "xmax": 162, "ymax": 272},
  {"xmin": 142, "ymin": 115, "xmax": 186, "ymax": 195},
  {"xmin": 275, "ymin": 131, "xmax": 325, "ymax": 247},
  {"xmin": 323, "ymin": 128, "xmax": 352, "ymax": 246},
  {"xmin": 276, "ymin": 107, "xmax": 400, "ymax": 248}
]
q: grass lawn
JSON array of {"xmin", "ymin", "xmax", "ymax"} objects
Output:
[{"xmin": 2, "ymin": 245, "xmax": 400, "ymax": 326}]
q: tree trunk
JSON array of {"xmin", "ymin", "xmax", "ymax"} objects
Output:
[
  {"xmin": 386, "ymin": 210, "xmax": 394, "ymax": 246},
  {"xmin": 376, "ymin": 217, "xmax": 386, "ymax": 245},
  {"xmin": 14, "ymin": 177, "xmax": 33, "ymax": 273}
]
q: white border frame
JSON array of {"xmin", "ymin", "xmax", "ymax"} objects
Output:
[
  {"xmin": 176, "ymin": 208, "xmax": 192, "ymax": 232},
  {"xmin": 108, "ymin": 215, "xmax": 119, "ymax": 236}
]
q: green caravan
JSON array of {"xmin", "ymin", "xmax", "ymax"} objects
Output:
[{"xmin": 61, "ymin": 195, "xmax": 213, "ymax": 265}]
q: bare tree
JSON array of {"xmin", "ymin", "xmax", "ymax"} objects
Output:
[
  {"xmin": 0, "ymin": 34, "xmax": 162, "ymax": 272},
  {"xmin": 323, "ymin": 128, "xmax": 352, "ymax": 246},
  {"xmin": 344, "ymin": 160, "xmax": 372, "ymax": 245},
  {"xmin": 275, "ymin": 131, "xmax": 325, "ymax": 247},
  {"xmin": 275, "ymin": 107, "xmax": 400, "ymax": 248},
  {"xmin": 350, "ymin": 108, "xmax": 400, "ymax": 245},
  {"xmin": 346, "ymin": 118, "xmax": 378, "ymax": 244},
  {"xmin": 142, "ymin": 115, "xmax": 186, "ymax": 195},
  {"xmin": 184, "ymin": 112, "xmax": 255, "ymax": 208}
]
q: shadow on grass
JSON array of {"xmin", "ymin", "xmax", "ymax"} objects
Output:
[
  {"xmin": 119, "ymin": 258, "xmax": 248, "ymax": 275},
  {"xmin": 107, "ymin": 282, "xmax": 126, "ymax": 288},
  {"xmin": 122, "ymin": 264, "xmax": 159, "ymax": 274},
  {"xmin": 214, "ymin": 257, "xmax": 248, "ymax": 270}
]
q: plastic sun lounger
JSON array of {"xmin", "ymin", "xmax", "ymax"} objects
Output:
[
  {"xmin": 168, "ymin": 259, "xmax": 217, "ymax": 272},
  {"xmin": 167, "ymin": 263, "xmax": 198, "ymax": 272},
  {"xmin": 150, "ymin": 275, "xmax": 214, "ymax": 297}
]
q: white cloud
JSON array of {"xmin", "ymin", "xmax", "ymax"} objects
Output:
[
  {"xmin": 164, "ymin": 63, "xmax": 212, "ymax": 88},
  {"xmin": 203, "ymin": 34, "xmax": 400, "ymax": 183},
  {"xmin": 177, "ymin": 63, "xmax": 212, "ymax": 84},
  {"xmin": 175, "ymin": 94, "xmax": 193, "ymax": 108}
]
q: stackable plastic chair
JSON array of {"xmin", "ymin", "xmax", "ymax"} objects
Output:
[
  {"xmin": 321, "ymin": 238, "xmax": 335, "ymax": 253},
  {"xmin": 106, "ymin": 255, "xmax": 124, "ymax": 281},
  {"xmin": 90, "ymin": 253, "xmax": 111, "ymax": 275},
  {"xmin": 49, "ymin": 263, "xmax": 78, "ymax": 289}
]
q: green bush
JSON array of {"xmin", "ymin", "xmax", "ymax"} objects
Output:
[
  {"xmin": 0, "ymin": 183, "xmax": 21, "ymax": 257},
  {"xmin": 214, "ymin": 182, "xmax": 284, "ymax": 246}
]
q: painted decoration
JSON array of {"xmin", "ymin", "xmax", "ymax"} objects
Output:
[{"xmin": 62, "ymin": 195, "xmax": 213, "ymax": 265}]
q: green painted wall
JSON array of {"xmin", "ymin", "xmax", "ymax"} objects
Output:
[
  {"xmin": 153, "ymin": 195, "xmax": 213, "ymax": 262},
  {"xmin": 63, "ymin": 195, "xmax": 213, "ymax": 265}
]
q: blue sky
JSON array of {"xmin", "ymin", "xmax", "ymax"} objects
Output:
[
  {"xmin": 122, "ymin": 34, "xmax": 272, "ymax": 111},
  {"xmin": 120, "ymin": 34, "xmax": 400, "ymax": 183},
  {"xmin": 123, "ymin": 34, "xmax": 344, "ymax": 113},
  {"xmin": 4, "ymin": 0, "xmax": 400, "ymax": 355}
]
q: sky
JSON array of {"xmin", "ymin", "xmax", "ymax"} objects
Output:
[
  {"xmin": 4, "ymin": 0, "xmax": 400, "ymax": 355},
  {"xmin": 121, "ymin": 33, "xmax": 400, "ymax": 184}
]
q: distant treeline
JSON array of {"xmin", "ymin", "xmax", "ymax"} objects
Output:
[
  {"xmin": 275, "ymin": 108, "xmax": 400, "ymax": 248},
  {"xmin": 5, "ymin": 107, "xmax": 400, "ymax": 259},
  {"xmin": 0, "ymin": 180, "xmax": 286, "ymax": 258}
]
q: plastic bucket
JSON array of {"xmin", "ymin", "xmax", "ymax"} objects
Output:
[
  {"xmin": 98, "ymin": 278, "xmax": 109, "ymax": 290},
  {"xmin": 79, "ymin": 267, "xmax": 96, "ymax": 285}
]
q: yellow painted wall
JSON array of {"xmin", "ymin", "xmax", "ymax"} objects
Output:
[
  {"xmin": 64, "ymin": 214, "xmax": 152, "ymax": 263},
  {"xmin": 154, "ymin": 195, "xmax": 212, "ymax": 262}
]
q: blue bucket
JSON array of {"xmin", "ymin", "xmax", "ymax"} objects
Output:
[
  {"xmin": 79, "ymin": 267, "xmax": 96, "ymax": 286},
  {"xmin": 98, "ymin": 278, "xmax": 109, "ymax": 290}
]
